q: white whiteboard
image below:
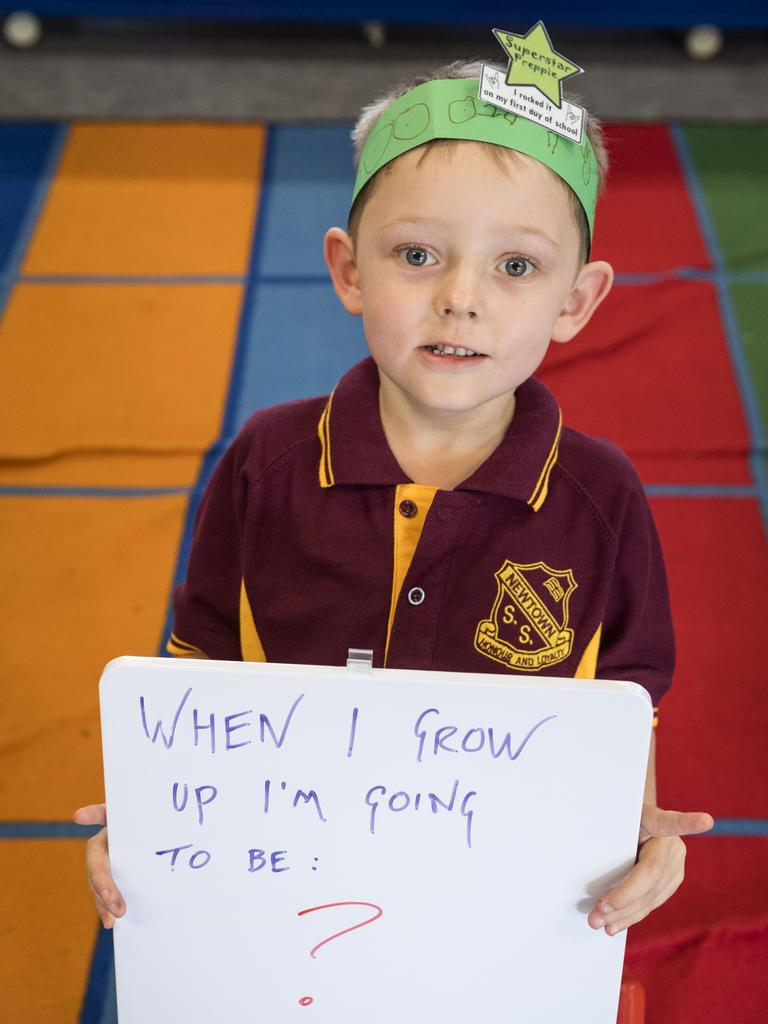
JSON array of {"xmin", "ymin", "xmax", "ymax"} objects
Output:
[{"xmin": 99, "ymin": 656, "xmax": 652, "ymax": 1023}]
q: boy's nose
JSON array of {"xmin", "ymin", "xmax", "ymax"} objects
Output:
[
  {"xmin": 440, "ymin": 303, "xmax": 478, "ymax": 319},
  {"xmin": 435, "ymin": 266, "xmax": 482, "ymax": 320}
]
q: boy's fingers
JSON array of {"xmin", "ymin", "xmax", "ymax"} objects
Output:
[
  {"xmin": 640, "ymin": 806, "xmax": 714, "ymax": 841},
  {"xmin": 597, "ymin": 836, "xmax": 684, "ymax": 915},
  {"xmin": 602, "ymin": 876, "xmax": 681, "ymax": 935},
  {"xmin": 77, "ymin": 808, "xmax": 127, "ymax": 927},
  {"xmin": 96, "ymin": 905, "xmax": 116, "ymax": 930},
  {"xmin": 85, "ymin": 827, "xmax": 126, "ymax": 922},
  {"xmin": 84, "ymin": 828, "xmax": 113, "ymax": 897},
  {"xmin": 73, "ymin": 803, "xmax": 107, "ymax": 826},
  {"xmin": 596, "ymin": 866, "xmax": 681, "ymax": 931},
  {"xmin": 589, "ymin": 808, "xmax": 712, "ymax": 932}
]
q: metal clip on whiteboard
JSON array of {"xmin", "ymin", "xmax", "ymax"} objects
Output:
[{"xmin": 346, "ymin": 648, "xmax": 374, "ymax": 673}]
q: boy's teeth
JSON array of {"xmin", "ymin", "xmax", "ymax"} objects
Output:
[{"xmin": 430, "ymin": 344, "xmax": 478, "ymax": 357}]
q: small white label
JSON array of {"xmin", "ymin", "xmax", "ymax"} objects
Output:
[{"xmin": 479, "ymin": 64, "xmax": 584, "ymax": 144}]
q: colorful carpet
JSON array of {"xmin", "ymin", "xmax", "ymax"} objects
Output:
[{"xmin": 0, "ymin": 121, "xmax": 766, "ymax": 1023}]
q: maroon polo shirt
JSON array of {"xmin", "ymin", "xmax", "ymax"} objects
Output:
[{"xmin": 170, "ymin": 357, "xmax": 674, "ymax": 714}]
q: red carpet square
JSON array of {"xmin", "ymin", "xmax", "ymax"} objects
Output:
[
  {"xmin": 539, "ymin": 280, "xmax": 751, "ymax": 484},
  {"xmin": 651, "ymin": 497, "xmax": 768, "ymax": 818},
  {"xmin": 592, "ymin": 124, "xmax": 710, "ymax": 274}
]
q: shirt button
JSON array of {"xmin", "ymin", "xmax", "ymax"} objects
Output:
[
  {"xmin": 399, "ymin": 499, "xmax": 418, "ymax": 518},
  {"xmin": 407, "ymin": 587, "xmax": 425, "ymax": 606}
]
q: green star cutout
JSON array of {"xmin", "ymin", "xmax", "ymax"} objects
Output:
[{"xmin": 493, "ymin": 21, "xmax": 583, "ymax": 108}]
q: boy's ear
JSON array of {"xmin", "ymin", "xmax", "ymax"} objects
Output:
[
  {"xmin": 323, "ymin": 227, "xmax": 362, "ymax": 316},
  {"xmin": 551, "ymin": 260, "xmax": 614, "ymax": 344}
]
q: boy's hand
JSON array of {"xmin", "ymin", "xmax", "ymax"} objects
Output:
[
  {"xmin": 73, "ymin": 803, "xmax": 126, "ymax": 929},
  {"xmin": 588, "ymin": 804, "xmax": 714, "ymax": 935}
]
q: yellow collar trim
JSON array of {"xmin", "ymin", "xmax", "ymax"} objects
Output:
[
  {"xmin": 317, "ymin": 388, "xmax": 336, "ymax": 489},
  {"xmin": 527, "ymin": 408, "xmax": 562, "ymax": 512}
]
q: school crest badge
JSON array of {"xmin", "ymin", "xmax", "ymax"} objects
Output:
[{"xmin": 474, "ymin": 560, "xmax": 577, "ymax": 671}]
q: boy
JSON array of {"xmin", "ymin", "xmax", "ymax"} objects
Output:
[{"xmin": 77, "ymin": 60, "xmax": 713, "ymax": 939}]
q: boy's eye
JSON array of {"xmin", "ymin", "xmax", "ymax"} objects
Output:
[
  {"xmin": 399, "ymin": 246, "xmax": 433, "ymax": 267},
  {"xmin": 503, "ymin": 257, "xmax": 534, "ymax": 278}
]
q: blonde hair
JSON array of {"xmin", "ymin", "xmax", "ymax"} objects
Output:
[{"xmin": 348, "ymin": 59, "xmax": 609, "ymax": 263}]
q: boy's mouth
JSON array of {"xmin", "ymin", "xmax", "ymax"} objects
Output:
[{"xmin": 423, "ymin": 343, "xmax": 486, "ymax": 359}]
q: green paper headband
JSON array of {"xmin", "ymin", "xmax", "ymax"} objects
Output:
[{"xmin": 352, "ymin": 78, "xmax": 599, "ymax": 245}]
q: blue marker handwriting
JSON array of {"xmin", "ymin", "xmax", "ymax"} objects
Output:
[
  {"xmin": 139, "ymin": 690, "xmax": 305, "ymax": 754},
  {"xmin": 155, "ymin": 844, "xmax": 211, "ymax": 871},
  {"xmin": 262, "ymin": 778, "xmax": 327, "ymax": 823},
  {"xmin": 413, "ymin": 707, "xmax": 556, "ymax": 763},
  {"xmin": 138, "ymin": 696, "xmax": 562, "ymax": 864},
  {"xmin": 153, "ymin": 844, "xmax": 320, "ymax": 874},
  {"xmin": 172, "ymin": 782, "xmax": 218, "ymax": 825},
  {"xmin": 365, "ymin": 779, "xmax": 477, "ymax": 849},
  {"xmin": 248, "ymin": 848, "xmax": 290, "ymax": 873}
]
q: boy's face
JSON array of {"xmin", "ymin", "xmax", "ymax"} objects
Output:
[{"xmin": 329, "ymin": 142, "xmax": 610, "ymax": 426}]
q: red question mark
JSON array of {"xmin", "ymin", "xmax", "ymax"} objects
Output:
[{"xmin": 297, "ymin": 900, "xmax": 384, "ymax": 1007}]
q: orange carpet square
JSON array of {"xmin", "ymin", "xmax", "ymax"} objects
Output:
[
  {"xmin": 23, "ymin": 123, "xmax": 265, "ymax": 276},
  {"xmin": 0, "ymin": 495, "xmax": 187, "ymax": 820},
  {"xmin": 0, "ymin": 840, "xmax": 99, "ymax": 1024},
  {"xmin": 0, "ymin": 283, "xmax": 242, "ymax": 484},
  {"xmin": 0, "ymin": 451, "xmax": 202, "ymax": 490}
]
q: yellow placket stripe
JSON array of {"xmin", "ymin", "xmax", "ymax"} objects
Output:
[
  {"xmin": 573, "ymin": 623, "xmax": 601, "ymax": 679},
  {"xmin": 528, "ymin": 408, "xmax": 562, "ymax": 511},
  {"xmin": 573, "ymin": 622, "xmax": 659, "ymax": 727},
  {"xmin": 384, "ymin": 483, "xmax": 439, "ymax": 666},
  {"xmin": 240, "ymin": 579, "xmax": 267, "ymax": 661},
  {"xmin": 317, "ymin": 388, "xmax": 336, "ymax": 489},
  {"xmin": 166, "ymin": 632, "xmax": 207, "ymax": 658}
]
